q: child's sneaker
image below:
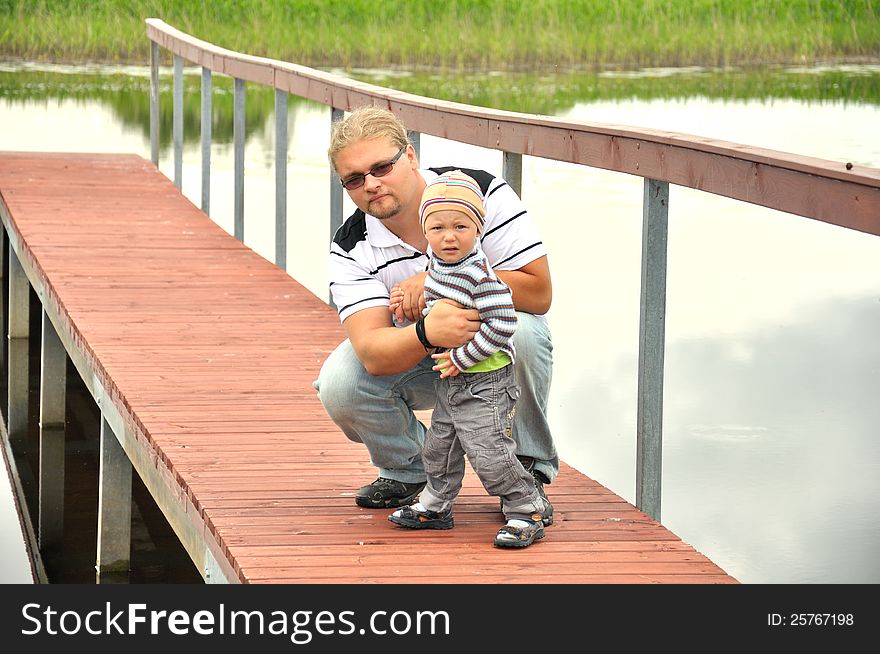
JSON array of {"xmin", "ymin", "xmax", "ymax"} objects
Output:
[
  {"xmin": 494, "ymin": 516, "xmax": 545, "ymax": 548},
  {"xmin": 389, "ymin": 503, "xmax": 454, "ymax": 530},
  {"xmin": 500, "ymin": 457, "xmax": 554, "ymax": 526}
]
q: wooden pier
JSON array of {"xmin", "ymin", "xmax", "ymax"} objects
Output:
[{"xmin": 0, "ymin": 151, "xmax": 735, "ymax": 584}]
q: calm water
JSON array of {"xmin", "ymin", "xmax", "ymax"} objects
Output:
[{"xmin": 1, "ymin": 62, "xmax": 879, "ymax": 584}]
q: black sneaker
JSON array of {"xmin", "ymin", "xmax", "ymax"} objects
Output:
[
  {"xmin": 531, "ymin": 470, "xmax": 554, "ymax": 526},
  {"xmin": 355, "ymin": 477, "xmax": 426, "ymax": 509},
  {"xmin": 514, "ymin": 456, "xmax": 554, "ymax": 526},
  {"xmin": 389, "ymin": 504, "xmax": 454, "ymax": 530}
]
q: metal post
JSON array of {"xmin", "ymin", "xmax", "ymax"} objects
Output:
[
  {"xmin": 233, "ymin": 77, "xmax": 246, "ymax": 242},
  {"xmin": 635, "ymin": 178, "xmax": 669, "ymax": 521},
  {"xmin": 38, "ymin": 309, "xmax": 66, "ymax": 557},
  {"xmin": 96, "ymin": 416, "xmax": 132, "ymax": 583},
  {"xmin": 7, "ymin": 243, "xmax": 29, "ymax": 449},
  {"xmin": 0, "ymin": 226, "xmax": 6, "ymax": 374},
  {"xmin": 328, "ymin": 107, "xmax": 344, "ymax": 304},
  {"xmin": 172, "ymin": 54, "xmax": 183, "ymax": 190},
  {"xmin": 503, "ymin": 151, "xmax": 523, "ymax": 198},
  {"xmin": 201, "ymin": 67, "xmax": 212, "ymax": 215},
  {"xmin": 275, "ymin": 89, "xmax": 288, "ymax": 270},
  {"xmin": 150, "ymin": 41, "xmax": 160, "ymax": 166},
  {"xmin": 407, "ymin": 129, "xmax": 420, "ymax": 160}
]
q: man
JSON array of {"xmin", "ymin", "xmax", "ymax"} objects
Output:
[{"xmin": 314, "ymin": 106, "xmax": 558, "ymax": 521}]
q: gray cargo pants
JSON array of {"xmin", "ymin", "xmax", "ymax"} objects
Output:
[{"xmin": 419, "ymin": 364, "xmax": 546, "ymax": 521}]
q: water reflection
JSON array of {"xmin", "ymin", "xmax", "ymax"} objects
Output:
[
  {"xmin": 1, "ymin": 62, "xmax": 879, "ymax": 584},
  {"xmin": 0, "ymin": 63, "xmax": 285, "ymax": 150},
  {"xmin": 2, "ymin": 61, "xmax": 879, "ymax": 151},
  {"xmin": 535, "ymin": 155, "xmax": 880, "ymax": 583},
  {"xmin": 343, "ymin": 63, "xmax": 880, "ymax": 113},
  {"xmin": 668, "ymin": 297, "xmax": 880, "ymax": 583}
]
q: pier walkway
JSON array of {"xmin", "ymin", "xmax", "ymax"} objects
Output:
[{"xmin": 0, "ymin": 151, "xmax": 735, "ymax": 583}]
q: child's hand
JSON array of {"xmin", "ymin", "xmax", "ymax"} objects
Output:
[
  {"xmin": 431, "ymin": 352, "xmax": 461, "ymax": 378},
  {"xmin": 390, "ymin": 275, "xmax": 428, "ymax": 323},
  {"xmin": 389, "ymin": 285, "xmax": 406, "ymax": 324}
]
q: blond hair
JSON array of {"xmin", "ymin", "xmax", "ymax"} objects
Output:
[{"xmin": 328, "ymin": 106, "xmax": 410, "ymax": 172}]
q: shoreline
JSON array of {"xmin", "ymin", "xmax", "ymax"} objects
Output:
[{"xmin": 3, "ymin": 53, "xmax": 880, "ymax": 75}]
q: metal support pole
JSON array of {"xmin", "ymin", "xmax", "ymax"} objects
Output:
[
  {"xmin": 328, "ymin": 107, "xmax": 344, "ymax": 305},
  {"xmin": 635, "ymin": 178, "xmax": 669, "ymax": 521},
  {"xmin": 0, "ymin": 226, "xmax": 6, "ymax": 374},
  {"xmin": 233, "ymin": 77, "xmax": 246, "ymax": 242},
  {"xmin": 38, "ymin": 309, "xmax": 66, "ymax": 557},
  {"xmin": 201, "ymin": 67, "xmax": 212, "ymax": 215},
  {"xmin": 275, "ymin": 89, "xmax": 288, "ymax": 270},
  {"xmin": 96, "ymin": 416, "xmax": 132, "ymax": 583},
  {"xmin": 407, "ymin": 130, "xmax": 420, "ymax": 160},
  {"xmin": 172, "ymin": 54, "xmax": 183, "ymax": 190},
  {"xmin": 502, "ymin": 151, "xmax": 523, "ymax": 198},
  {"xmin": 7, "ymin": 243, "xmax": 29, "ymax": 449},
  {"xmin": 150, "ymin": 41, "xmax": 160, "ymax": 166}
]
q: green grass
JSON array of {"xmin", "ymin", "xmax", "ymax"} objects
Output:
[{"xmin": 0, "ymin": 0, "xmax": 878, "ymax": 69}]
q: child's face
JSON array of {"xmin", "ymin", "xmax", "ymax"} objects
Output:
[{"xmin": 423, "ymin": 209, "xmax": 479, "ymax": 263}]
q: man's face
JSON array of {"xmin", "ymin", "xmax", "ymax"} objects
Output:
[{"xmin": 334, "ymin": 137, "xmax": 418, "ymax": 220}]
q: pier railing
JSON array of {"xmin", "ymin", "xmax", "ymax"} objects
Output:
[{"xmin": 144, "ymin": 18, "xmax": 880, "ymax": 521}]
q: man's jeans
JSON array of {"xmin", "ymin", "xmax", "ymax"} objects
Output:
[
  {"xmin": 419, "ymin": 364, "xmax": 545, "ymax": 520},
  {"xmin": 313, "ymin": 312, "xmax": 558, "ymax": 484}
]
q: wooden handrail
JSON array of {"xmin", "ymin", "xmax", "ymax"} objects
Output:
[{"xmin": 146, "ymin": 17, "xmax": 880, "ymax": 237}]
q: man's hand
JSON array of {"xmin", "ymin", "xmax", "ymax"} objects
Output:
[
  {"xmin": 423, "ymin": 299, "xmax": 480, "ymax": 348},
  {"xmin": 389, "ymin": 271, "xmax": 428, "ymax": 323}
]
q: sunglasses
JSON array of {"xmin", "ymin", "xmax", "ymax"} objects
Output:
[{"xmin": 339, "ymin": 147, "xmax": 406, "ymax": 191}]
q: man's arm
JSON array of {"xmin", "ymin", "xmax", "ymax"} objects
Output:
[
  {"xmin": 349, "ymin": 254, "xmax": 549, "ymax": 376},
  {"xmin": 495, "ymin": 255, "xmax": 552, "ymax": 315},
  {"xmin": 344, "ymin": 307, "xmax": 426, "ymax": 376},
  {"xmin": 389, "ymin": 254, "xmax": 549, "ymax": 319},
  {"xmin": 344, "ymin": 303, "xmax": 481, "ymax": 376}
]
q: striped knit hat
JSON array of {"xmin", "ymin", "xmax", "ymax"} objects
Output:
[{"xmin": 419, "ymin": 170, "xmax": 486, "ymax": 234}]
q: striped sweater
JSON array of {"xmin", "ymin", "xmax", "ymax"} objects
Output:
[{"xmin": 424, "ymin": 249, "xmax": 517, "ymax": 371}]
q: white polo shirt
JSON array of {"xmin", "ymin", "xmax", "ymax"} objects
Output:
[{"xmin": 328, "ymin": 166, "xmax": 547, "ymax": 324}]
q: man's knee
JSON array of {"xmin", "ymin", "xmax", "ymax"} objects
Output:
[
  {"xmin": 512, "ymin": 313, "xmax": 553, "ymax": 386},
  {"xmin": 513, "ymin": 313, "xmax": 552, "ymax": 362},
  {"xmin": 314, "ymin": 341, "xmax": 361, "ymax": 420}
]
